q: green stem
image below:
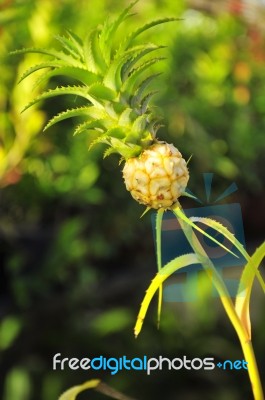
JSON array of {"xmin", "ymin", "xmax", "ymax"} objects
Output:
[
  {"xmin": 156, "ymin": 209, "xmax": 164, "ymax": 328},
  {"xmin": 172, "ymin": 203, "xmax": 264, "ymax": 400}
]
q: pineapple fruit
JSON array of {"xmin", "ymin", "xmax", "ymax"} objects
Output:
[
  {"xmin": 123, "ymin": 142, "xmax": 188, "ymax": 209},
  {"xmin": 14, "ymin": 1, "xmax": 189, "ymax": 209}
]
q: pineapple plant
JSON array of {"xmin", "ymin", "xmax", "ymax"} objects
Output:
[
  {"xmin": 13, "ymin": 2, "xmax": 265, "ymax": 399},
  {"xmin": 13, "ymin": 0, "xmax": 189, "ymax": 210}
]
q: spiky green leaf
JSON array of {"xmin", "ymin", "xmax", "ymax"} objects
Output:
[
  {"xmin": 32, "ymin": 67, "xmax": 99, "ymax": 89},
  {"xmin": 122, "ymin": 57, "xmax": 165, "ymax": 97},
  {"xmin": 54, "ymin": 34, "xmax": 83, "ymax": 60},
  {"xmin": 84, "ymin": 29, "xmax": 107, "ymax": 74},
  {"xmin": 74, "ymin": 119, "xmax": 112, "ymax": 136},
  {"xmin": 131, "ymin": 74, "xmax": 161, "ymax": 108},
  {"xmin": 109, "ymin": 138, "xmax": 142, "ymax": 158},
  {"xmin": 141, "ymin": 91, "xmax": 159, "ymax": 114},
  {"xmin": 18, "ymin": 61, "xmax": 68, "ymax": 83},
  {"xmin": 121, "ymin": 45, "xmax": 163, "ymax": 82},
  {"xmin": 10, "ymin": 47, "xmax": 83, "ymax": 66},
  {"xmin": 132, "ymin": 114, "xmax": 147, "ymax": 133},
  {"xmin": 103, "ymin": 147, "xmax": 116, "ymax": 158},
  {"xmin": 117, "ymin": 17, "xmax": 179, "ymax": 56},
  {"xmin": 99, "ymin": 0, "xmax": 138, "ymax": 63},
  {"xmin": 88, "ymin": 83, "xmax": 117, "ymax": 101},
  {"xmin": 173, "ymin": 207, "xmax": 239, "ymax": 259},
  {"xmin": 106, "ymin": 126, "xmax": 126, "ymax": 139},
  {"xmin": 103, "ymin": 45, "xmax": 151, "ymax": 91},
  {"xmin": 118, "ymin": 108, "xmax": 135, "ymax": 126},
  {"xmin": 190, "ymin": 217, "xmax": 265, "ymax": 292},
  {"xmin": 43, "ymin": 106, "xmax": 106, "ymax": 131},
  {"xmin": 65, "ymin": 29, "xmax": 84, "ymax": 54},
  {"xmin": 88, "ymin": 134, "xmax": 111, "ymax": 152},
  {"xmin": 21, "ymin": 86, "xmax": 96, "ymax": 113},
  {"xmin": 98, "ymin": 16, "xmax": 112, "ymax": 64}
]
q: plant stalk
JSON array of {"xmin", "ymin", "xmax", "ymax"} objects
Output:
[
  {"xmin": 156, "ymin": 209, "xmax": 164, "ymax": 328},
  {"xmin": 172, "ymin": 204, "xmax": 264, "ymax": 400}
]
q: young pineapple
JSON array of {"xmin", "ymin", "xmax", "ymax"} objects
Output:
[{"xmin": 15, "ymin": 1, "xmax": 189, "ymax": 209}]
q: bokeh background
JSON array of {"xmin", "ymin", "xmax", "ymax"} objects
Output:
[{"xmin": 0, "ymin": 0, "xmax": 264, "ymax": 399}]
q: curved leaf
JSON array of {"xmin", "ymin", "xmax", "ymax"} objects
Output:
[
  {"xmin": 10, "ymin": 47, "xmax": 83, "ymax": 66},
  {"xmin": 21, "ymin": 86, "xmax": 94, "ymax": 113},
  {"xmin": 65, "ymin": 30, "xmax": 84, "ymax": 55},
  {"xmin": 134, "ymin": 253, "xmax": 199, "ymax": 337},
  {"xmin": 172, "ymin": 207, "xmax": 238, "ymax": 259},
  {"xmin": 18, "ymin": 61, "xmax": 68, "ymax": 83},
  {"xmin": 190, "ymin": 216, "xmax": 265, "ymax": 293},
  {"xmin": 99, "ymin": 0, "xmax": 138, "ymax": 64},
  {"xmin": 121, "ymin": 45, "xmax": 163, "ymax": 82},
  {"xmin": 54, "ymin": 34, "xmax": 83, "ymax": 60},
  {"xmin": 140, "ymin": 91, "xmax": 159, "ymax": 114},
  {"xmin": 74, "ymin": 119, "xmax": 112, "ymax": 136},
  {"xmin": 235, "ymin": 242, "xmax": 265, "ymax": 339},
  {"xmin": 88, "ymin": 83, "xmax": 117, "ymax": 101},
  {"xmin": 131, "ymin": 115, "xmax": 147, "ymax": 133},
  {"xmin": 33, "ymin": 67, "xmax": 99, "ymax": 89},
  {"xmin": 44, "ymin": 106, "xmax": 106, "ymax": 131},
  {"xmin": 118, "ymin": 108, "xmax": 134, "ymax": 126},
  {"xmin": 122, "ymin": 57, "xmax": 165, "ymax": 95},
  {"xmin": 131, "ymin": 73, "xmax": 161, "ymax": 108},
  {"xmin": 117, "ymin": 17, "xmax": 179, "ymax": 56},
  {"xmin": 104, "ymin": 45, "xmax": 151, "ymax": 91},
  {"xmin": 59, "ymin": 379, "xmax": 100, "ymax": 400},
  {"xmin": 84, "ymin": 29, "xmax": 107, "ymax": 74}
]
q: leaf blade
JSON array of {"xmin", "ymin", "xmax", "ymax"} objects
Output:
[
  {"xmin": 190, "ymin": 216, "xmax": 265, "ymax": 292},
  {"xmin": 43, "ymin": 106, "xmax": 106, "ymax": 131},
  {"xmin": 33, "ymin": 67, "xmax": 99, "ymax": 89},
  {"xmin": 134, "ymin": 253, "xmax": 199, "ymax": 337},
  {"xmin": 235, "ymin": 242, "xmax": 265, "ymax": 339},
  {"xmin": 173, "ymin": 207, "xmax": 239, "ymax": 259},
  {"xmin": 59, "ymin": 379, "xmax": 100, "ymax": 400},
  {"xmin": 10, "ymin": 47, "xmax": 84, "ymax": 66}
]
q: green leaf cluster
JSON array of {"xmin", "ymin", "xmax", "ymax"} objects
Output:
[{"xmin": 14, "ymin": 1, "xmax": 178, "ymax": 159}]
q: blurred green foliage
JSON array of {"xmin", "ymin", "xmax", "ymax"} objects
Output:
[
  {"xmin": 0, "ymin": 1, "xmax": 264, "ymax": 400},
  {"xmin": 157, "ymin": 9, "xmax": 265, "ymax": 194}
]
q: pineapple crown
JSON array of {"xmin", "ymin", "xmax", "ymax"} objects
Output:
[{"xmin": 12, "ymin": 0, "xmax": 178, "ymax": 159}]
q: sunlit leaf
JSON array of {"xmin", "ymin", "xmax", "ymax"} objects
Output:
[
  {"xmin": 18, "ymin": 61, "xmax": 68, "ymax": 83},
  {"xmin": 10, "ymin": 48, "xmax": 83, "ymax": 66},
  {"xmin": 54, "ymin": 34, "xmax": 83, "ymax": 60},
  {"xmin": 21, "ymin": 86, "xmax": 94, "ymax": 113},
  {"xmin": 117, "ymin": 18, "xmax": 179, "ymax": 55},
  {"xmin": 134, "ymin": 253, "xmax": 199, "ymax": 337},
  {"xmin": 84, "ymin": 29, "xmax": 107, "ymax": 74},
  {"xmin": 190, "ymin": 216, "xmax": 265, "ymax": 293},
  {"xmin": 33, "ymin": 67, "xmax": 99, "ymax": 88},
  {"xmin": 235, "ymin": 242, "xmax": 265, "ymax": 339},
  {"xmin": 88, "ymin": 83, "xmax": 117, "ymax": 101},
  {"xmin": 44, "ymin": 106, "xmax": 106, "ymax": 131},
  {"xmin": 59, "ymin": 379, "xmax": 100, "ymax": 400},
  {"xmin": 99, "ymin": 0, "xmax": 138, "ymax": 64},
  {"xmin": 172, "ymin": 206, "xmax": 238, "ymax": 259}
]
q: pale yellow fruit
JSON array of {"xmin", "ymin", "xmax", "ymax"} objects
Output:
[{"xmin": 122, "ymin": 142, "xmax": 189, "ymax": 209}]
